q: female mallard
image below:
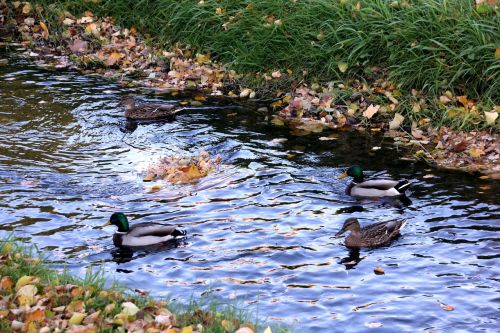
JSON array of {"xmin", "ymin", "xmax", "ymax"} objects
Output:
[
  {"xmin": 104, "ymin": 212, "xmax": 186, "ymax": 247},
  {"xmin": 335, "ymin": 217, "xmax": 406, "ymax": 248},
  {"xmin": 117, "ymin": 96, "xmax": 183, "ymax": 121},
  {"xmin": 337, "ymin": 165, "xmax": 411, "ymax": 198}
]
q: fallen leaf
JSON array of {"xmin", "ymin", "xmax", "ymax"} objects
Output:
[
  {"xmin": 22, "ymin": 3, "xmax": 32, "ymax": 14},
  {"xmin": 0, "ymin": 276, "xmax": 13, "ymax": 291},
  {"xmin": 25, "ymin": 308, "xmax": 45, "ymax": 322},
  {"xmin": 66, "ymin": 300, "xmax": 85, "ymax": 313},
  {"xmin": 389, "ymin": 113, "xmax": 404, "ymax": 130},
  {"xmin": 69, "ymin": 40, "xmax": 88, "ymax": 54},
  {"xmin": 16, "ymin": 276, "xmax": 36, "ymax": 290},
  {"xmin": 16, "ymin": 285, "xmax": 38, "ymax": 306},
  {"xmin": 63, "ymin": 18, "xmax": 75, "ymax": 25},
  {"xmin": 439, "ymin": 95, "xmax": 451, "ymax": 104},
  {"xmin": 374, "ymin": 267, "xmax": 385, "ymax": 275},
  {"xmin": 363, "ymin": 104, "xmax": 380, "ymax": 119},
  {"xmin": 83, "ymin": 311, "xmax": 101, "ymax": 325},
  {"xmin": 484, "ymin": 110, "xmax": 498, "ymax": 125},
  {"xmin": 105, "ymin": 51, "xmax": 124, "ymax": 67},
  {"xmin": 121, "ymin": 302, "xmax": 140, "ymax": 316},
  {"xmin": 271, "ymin": 71, "xmax": 282, "ymax": 78},
  {"xmin": 271, "ymin": 118, "xmax": 284, "ymax": 126},
  {"xmin": 181, "ymin": 326, "xmax": 193, "ymax": 333},
  {"xmin": 469, "ymin": 147, "xmax": 484, "ymax": 158},
  {"xmin": 240, "ymin": 88, "xmax": 252, "ymax": 98},
  {"xmin": 69, "ymin": 312, "xmax": 87, "ymax": 325},
  {"xmin": 39, "ymin": 21, "xmax": 49, "ymax": 39},
  {"xmin": 453, "ymin": 140, "xmax": 467, "ymax": 153},
  {"xmin": 337, "ymin": 62, "xmax": 348, "ymax": 73}
]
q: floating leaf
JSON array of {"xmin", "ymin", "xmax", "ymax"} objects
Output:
[
  {"xmin": 440, "ymin": 303, "xmax": 454, "ymax": 311},
  {"xmin": 374, "ymin": 267, "xmax": 385, "ymax": 275}
]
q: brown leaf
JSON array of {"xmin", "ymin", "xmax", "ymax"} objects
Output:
[
  {"xmin": 69, "ymin": 40, "xmax": 88, "ymax": 54},
  {"xmin": 105, "ymin": 51, "xmax": 124, "ymax": 67},
  {"xmin": 26, "ymin": 308, "xmax": 45, "ymax": 322},
  {"xmin": 363, "ymin": 104, "xmax": 379, "ymax": 119},
  {"xmin": 440, "ymin": 303, "xmax": 454, "ymax": 311},
  {"xmin": 374, "ymin": 267, "xmax": 385, "ymax": 275},
  {"xmin": 453, "ymin": 140, "xmax": 467, "ymax": 153},
  {"xmin": 0, "ymin": 276, "xmax": 13, "ymax": 291}
]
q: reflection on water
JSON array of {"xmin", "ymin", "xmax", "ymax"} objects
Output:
[{"xmin": 0, "ymin": 57, "xmax": 499, "ymax": 332}]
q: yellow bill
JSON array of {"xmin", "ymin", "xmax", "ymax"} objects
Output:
[{"xmin": 337, "ymin": 171, "xmax": 348, "ymax": 179}]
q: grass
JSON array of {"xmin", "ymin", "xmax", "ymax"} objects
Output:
[
  {"xmin": 36, "ymin": 0, "xmax": 499, "ymax": 102},
  {"xmin": 0, "ymin": 236, "xmax": 288, "ymax": 332}
]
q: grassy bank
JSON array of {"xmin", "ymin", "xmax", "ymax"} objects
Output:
[
  {"xmin": 0, "ymin": 238, "xmax": 281, "ymax": 333},
  {"xmin": 36, "ymin": 0, "xmax": 499, "ymax": 102}
]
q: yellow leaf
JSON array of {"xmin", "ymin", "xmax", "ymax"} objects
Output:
[
  {"xmin": 181, "ymin": 326, "xmax": 193, "ymax": 333},
  {"xmin": 105, "ymin": 51, "xmax": 124, "ymax": 67},
  {"xmin": 16, "ymin": 285, "xmax": 37, "ymax": 306},
  {"xmin": 495, "ymin": 48, "xmax": 500, "ymax": 58},
  {"xmin": 271, "ymin": 118, "xmax": 284, "ymax": 126},
  {"xmin": 484, "ymin": 110, "xmax": 498, "ymax": 125},
  {"xmin": 215, "ymin": 7, "xmax": 224, "ymax": 15},
  {"xmin": 22, "ymin": 3, "xmax": 32, "ymax": 15},
  {"xmin": 16, "ymin": 276, "xmax": 36, "ymax": 290},
  {"xmin": 194, "ymin": 95, "xmax": 206, "ymax": 101},
  {"xmin": 39, "ymin": 21, "xmax": 49, "ymax": 39},
  {"xmin": 196, "ymin": 54, "xmax": 210, "ymax": 64},
  {"xmin": 121, "ymin": 302, "xmax": 140, "ymax": 316},
  {"xmin": 26, "ymin": 308, "xmax": 45, "ymax": 322},
  {"xmin": 457, "ymin": 95, "xmax": 468, "ymax": 107},
  {"xmin": 271, "ymin": 100, "xmax": 282, "ymax": 108},
  {"xmin": 337, "ymin": 62, "xmax": 348, "ymax": 73},
  {"xmin": 469, "ymin": 147, "xmax": 484, "ymax": 158},
  {"xmin": 389, "ymin": 113, "xmax": 404, "ymax": 129},
  {"xmin": 66, "ymin": 300, "xmax": 86, "ymax": 313},
  {"xmin": 221, "ymin": 319, "xmax": 231, "ymax": 331},
  {"xmin": 69, "ymin": 312, "xmax": 87, "ymax": 325},
  {"xmin": 186, "ymin": 164, "xmax": 202, "ymax": 179},
  {"xmin": 363, "ymin": 104, "xmax": 380, "ymax": 119}
]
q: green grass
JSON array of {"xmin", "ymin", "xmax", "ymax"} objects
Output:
[
  {"xmin": 36, "ymin": 0, "xmax": 499, "ymax": 101},
  {"xmin": 0, "ymin": 237, "xmax": 288, "ymax": 332}
]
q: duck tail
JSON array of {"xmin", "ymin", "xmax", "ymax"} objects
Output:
[
  {"xmin": 394, "ymin": 179, "xmax": 411, "ymax": 193},
  {"xmin": 172, "ymin": 229, "xmax": 187, "ymax": 237}
]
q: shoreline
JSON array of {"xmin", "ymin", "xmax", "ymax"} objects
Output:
[{"xmin": 0, "ymin": 0, "xmax": 498, "ymax": 178}]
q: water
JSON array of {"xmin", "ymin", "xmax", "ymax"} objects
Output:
[{"xmin": 1, "ymin": 58, "xmax": 499, "ymax": 332}]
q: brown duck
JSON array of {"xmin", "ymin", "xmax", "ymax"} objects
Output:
[
  {"xmin": 117, "ymin": 96, "xmax": 184, "ymax": 121},
  {"xmin": 335, "ymin": 217, "xmax": 406, "ymax": 248}
]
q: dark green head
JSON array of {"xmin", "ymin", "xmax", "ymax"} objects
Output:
[
  {"xmin": 109, "ymin": 212, "xmax": 130, "ymax": 232},
  {"xmin": 338, "ymin": 165, "xmax": 364, "ymax": 182}
]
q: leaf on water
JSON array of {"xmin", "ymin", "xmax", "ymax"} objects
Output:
[
  {"xmin": 373, "ymin": 266, "xmax": 385, "ymax": 275},
  {"xmin": 440, "ymin": 303, "xmax": 454, "ymax": 311},
  {"xmin": 389, "ymin": 113, "xmax": 404, "ymax": 130},
  {"xmin": 143, "ymin": 174, "xmax": 154, "ymax": 182},
  {"xmin": 484, "ymin": 110, "xmax": 498, "ymax": 125},
  {"xmin": 337, "ymin": 62, "xmax": 348, "ymax": 73},
  {"xmin": 363, "ymin": 104, "xmax": 379, "ymax": 119}
]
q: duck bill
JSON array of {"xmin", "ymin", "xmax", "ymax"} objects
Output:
[
  {"xmin": 335, "ymin": 229, "xmax": 346, "ymax": 238},
  {"xmin": 337, "ymin": 171, "xmax": 348, "ymax": 179},
  {"xmin": 101, "ymin": 221, "xmax": 112, "ymax": 227}
]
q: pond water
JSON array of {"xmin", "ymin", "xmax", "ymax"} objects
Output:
[{"xmin": 0, "ymin": 57, "xmax": 499, "ymax": 332}]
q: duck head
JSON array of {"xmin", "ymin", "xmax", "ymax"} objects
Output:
[
  {"xmin": 337, "ymin": 165, "xmax": 364, "ymax": 182},
  {"xmin": 104, "ymin": 212, "xmax": 130, "ymax": 232},
  {"xmin": 335, "ymin": 218, "xmax": 361, "ymax": 237},
  {"xmin": 117, "ymin": 97, "xmax": 135, "ymax": 110}
]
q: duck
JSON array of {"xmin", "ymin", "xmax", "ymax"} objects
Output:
[
  {"xmin": 335, "ymin": 217, "xmax": 406, "ymax": 248},
  {"xmin": 103, "ymin": 212, "xmax": 186, "ymax": 247},
  {"xmin": 117, "ymin": 96, "xmax": 184, "ymax": 121},
  {"xmin": 337, "ymin": 165, "xmax": 411, "ymax": 198}
]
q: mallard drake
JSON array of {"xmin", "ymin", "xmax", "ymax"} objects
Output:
[
  {"xmin": 117, "ymin": 96, "xmax": 183, "ymax": 120},
  {"xmin": 103, "ymin": 212, "xmax": 186, "ymax": 247},
  {"xmin": 335, "ymin": 217, "xmax": 406, "ymax": 248},
  {"xmin": 337, "ymin": 165, "xmax": 411, "ymax": 198}
]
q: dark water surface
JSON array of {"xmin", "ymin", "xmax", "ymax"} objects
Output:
[{"xmin": 1, "ymin": 58, "xmax": 499, "ymax": 332}]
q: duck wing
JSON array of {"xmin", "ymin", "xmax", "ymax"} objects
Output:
[
  {"xmin": 356, "ymin": 179, "xmax": 400, "ymax": 190},
  {"xmin": 128, "ymin": 222, "xmax": 185, "ymax": 238}
]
